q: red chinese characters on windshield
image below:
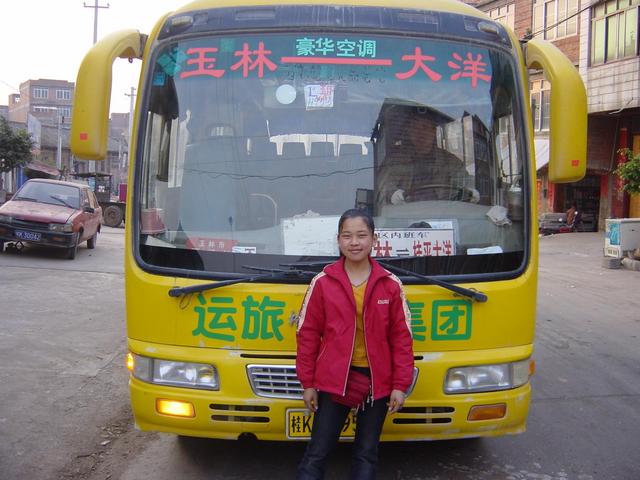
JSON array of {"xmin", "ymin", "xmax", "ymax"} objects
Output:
[
  {"xmin": 447, "ymin": 52, "xmax": 491, "ymax": 88},
  {"xmin": 395, "ymin": 48, "xmax": 491, "ymax": 88},
  {"xmin": 175, "ymin": 40, "xmax": 492, "ymax": 88},
  {"xmin": 395, "ymin": 47, "xmax": 442, "ymax": 81},
  {"xmin": 180, "ymin": 47, "xmax": 225, "ymax": 79},
  {"xmin": 372, "ymin": 229, "xmax": 456, "ymax": 257},
  {"xmin": 230, "ymin": 42, "xmax": 278, "ymax": 78},
  {"xmin": 180, "ymin": 42, "xmax": 278, "ymax": 79}
]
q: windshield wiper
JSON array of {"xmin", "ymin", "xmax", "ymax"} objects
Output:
[
  {"xmin": 241, "ymin": 265, "xmax": 320, "ymax": 276},
  {"xmin": 14, "ymin": 196, "xmax": 39, "ymax": 202},
  {"xmin": 168, "ymin": 267, "xmax": 316, "ymax": 297},
  {"xmin": 284, "ymin": 259, "xmax": 488, "ymax": 302},
  {"xmin": 48, "ymin": 195, "xmax": 76, "ymax": 209},
  {"xmin": 376, "ymin": 261, "xmax": 488, "ymax": 303}
]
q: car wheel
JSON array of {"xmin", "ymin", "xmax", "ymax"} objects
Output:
[
  {"xmin": 0, "ymin": 240, "xmax": 4, "ymax": 253},
  {"xmin": 66, "ymin": 234, "xmax": 79, "ymax": 260},
  {"xmin": 103, "ymin": 205, "xmax": 123, "ymax": 227},
  {"xmin": 65, "ymin": 243, "xmax": 78, "ymax": 260},
  {"xmin": 87, "ymin": 232, "xmax": 97, "ymax": 249}
]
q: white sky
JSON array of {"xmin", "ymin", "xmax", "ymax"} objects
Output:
[{"xmin": 0, "ymin": 0, "xmax": 186, "ymax": 114}]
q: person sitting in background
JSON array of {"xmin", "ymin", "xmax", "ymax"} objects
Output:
[
  {"xmin": 566, "ymin": 203, "xmax": 578, "ymax": 226},
  {"xmin": 378, "ymin": 109, "xmax": 479, "ymax": 205}
]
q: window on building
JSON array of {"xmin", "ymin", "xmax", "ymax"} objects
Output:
[
  {"xmin": 530, "ymin": 80, "xmax": 551, "ymax": 132},
  {"xmin": 488, "ymin": 3, "xmax": 515, "ymax": 30},
  {"xmin": 56, "ymin": 89, "xmax": 72, "ymax": 100},
  {"xmin": 32, "ymin": 106, "xmax": 71, "ymax": 122},
  {"xmin": 591, "ymin": 0, "xmax": 639, "ymax": 65},
  {"xmin": 32, "ymin": 87, "xmax": 48, "ymax": 99},
  {"xmin": 533, "ymin": 0, "xmax": 579, "ymax": 40}
]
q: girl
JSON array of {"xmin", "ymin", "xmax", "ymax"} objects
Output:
[{"xmin": 296, "ymin": 209, "xmax": 414, "ymax": 479}]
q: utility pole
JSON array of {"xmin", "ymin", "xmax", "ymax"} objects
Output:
[
  {"xmin": 83, "ymin": 0, "xmax": 110, "ymax": 45},
  {"xmin": 56, "ymin": 112, "xmax": 62, "ymax": 171},
  {"xmin": 83, "ymin": 0, "xmax": 110, "ymax": 173},
  {"xmin": 125, "ymin": 87, "xmax": 136, "ymax": 151},
  {"xmin": 117, "ymin": 137, "xmax": 122, "ymax": 188}
]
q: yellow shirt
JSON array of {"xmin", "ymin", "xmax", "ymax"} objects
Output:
[{"xmin": 351, "ymin": 281, "xmax": 369, "ymax": 367}]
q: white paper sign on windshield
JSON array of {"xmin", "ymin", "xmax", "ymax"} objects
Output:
[
  {"xmin": 372, "ymin": 228, "xmax": 456, "ymax": 257},
  {"xmin": 304, "ymin": 84, "xmax": 335, "ymax": 109}
]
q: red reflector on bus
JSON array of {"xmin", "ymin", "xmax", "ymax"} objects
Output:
[
  {"xmin": 571, "ymin": 159, "xmax": 579, "ymax": 166},
  {"xmin": 80, "ymin": 133, "xmax": 88, "ymax": 140}
]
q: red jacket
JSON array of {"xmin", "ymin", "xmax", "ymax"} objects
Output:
[{"xmin": 296, "ymin": 257, "xmax": 414, "ymax": 400}]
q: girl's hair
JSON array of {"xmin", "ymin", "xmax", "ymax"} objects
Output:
[{"xmin": 338, "ymin": 208, "xmax": 375, "ymax": 235}]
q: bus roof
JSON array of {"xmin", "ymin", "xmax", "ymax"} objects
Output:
[{"xmin": 174, "ymin": 0, "xmax": 484, "ymax": 19}]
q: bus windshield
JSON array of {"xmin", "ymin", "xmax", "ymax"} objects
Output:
[{"xmin": 138, "ymin": 32, "xmax": 526, "ymax": 277}]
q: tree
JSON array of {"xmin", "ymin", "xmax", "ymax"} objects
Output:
[
  {"xmin": 616, "ymin": 149, "xmax": 640, "ymax": 195},
  {"xmin": 0, "ymin": 116, "xmax": 34, "ymax": 187}
]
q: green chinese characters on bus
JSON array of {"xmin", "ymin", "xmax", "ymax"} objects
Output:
[
  {"xmin": 192, "ymin": 293, "xmax": 286, "ymax": 342},
  {"xmin": 407, "ymin": 300, "xmax": 427, "ymax": 341},
  {"xmin": 191, "ymin": 294, "xmax": 471, "ymax": 343},
  {"xmin": 431, "ymin": 299, "xmax": 472, "ymax": 340},
  {"xmin": 407, "ymin": 299, "xmax": 472, "ymax": 341}
]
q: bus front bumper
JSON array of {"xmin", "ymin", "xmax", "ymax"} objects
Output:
[
  {"xmin": 128, "ymin": 349, "xmax": 531, "ymax": 441},
  {"xmin": 130, "ymin": 379, "xmax": 530, "ymax": 441}
]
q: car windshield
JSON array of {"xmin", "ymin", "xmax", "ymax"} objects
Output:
[
  {"xmin": 15, "ymin": 182, "xmax": 80, "ymax": 209},
  {"xmin": 137, "ymin": 32, "xmax": 526, "ymax": 278}
]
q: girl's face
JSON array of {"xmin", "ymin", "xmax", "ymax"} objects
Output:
[{"xmin": 338, "ymin": 217, "xmax": 375, "ymax": 263}]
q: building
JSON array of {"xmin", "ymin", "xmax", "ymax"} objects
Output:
[
  {"xmin": 475, "ymin": 0, "xmax": 640, "ymax": 230},
  {"xmin": 7, "ymin": 79, "xmax": 74, "ymax": 127},
  {"xmin": 3, "ymin": 78, "xmax": 126, "ymax": 184}
]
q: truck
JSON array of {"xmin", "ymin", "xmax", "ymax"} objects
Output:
[
  {"xmin": 70, "ymin": 0, "xmax": 586, "ymax": 442},
  {"xmin": 71, "ymin": 172, "xmax": 126, "ymax": 227}
]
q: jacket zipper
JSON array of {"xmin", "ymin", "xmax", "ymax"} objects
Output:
[
  {"xmin": 362, "ymin": 305, "xmax": 374, "ymax": 400},
  {"xmin": 343, "ymin": 312, "xmax": 357, "ymax": 396}
]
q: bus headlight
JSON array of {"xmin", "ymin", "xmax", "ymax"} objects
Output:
[
  {"xmin": 128, "ymin": 352, "xmax": 219, "ymax": 390},
  {"xmin": 444, "ymin": 359, "xmax": 532, "ymax": 394}
]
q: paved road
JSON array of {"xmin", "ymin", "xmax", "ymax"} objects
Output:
[
  {"xmin": 0, "ymin": 227, "xmax": 127, "ymax": 480},
  {"xmin": 0, "ymin": 230, "xmax": 638, "ymax": 479}
]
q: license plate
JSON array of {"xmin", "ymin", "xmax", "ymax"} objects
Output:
[
  {"xmin": 286, "ymin": 409, "xmax": 357, "ymax": 439},
  {"xmin": 15, "ymin": 230, "xmax": 41, "ymax": 242}
]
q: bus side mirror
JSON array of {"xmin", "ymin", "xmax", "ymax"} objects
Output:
[
  {"xmin": 524, "ymin": 39, "xmax": 587, "ymax": 184},
  {"xmin": 71, "ymin": 30, "xmax": 145, "ymax": 161}
]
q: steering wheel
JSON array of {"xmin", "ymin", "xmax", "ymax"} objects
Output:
[{"xmin": 409, "ymin": 184, "xmax": 466, "ymax": 201}]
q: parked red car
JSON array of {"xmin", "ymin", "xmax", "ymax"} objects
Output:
[{"xmin": 0, "ymin": 179, "xmax": 102, "ymax": 259}]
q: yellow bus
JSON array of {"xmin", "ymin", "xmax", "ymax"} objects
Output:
[{"xmin": 71, "ymin": 0, "xmax": 586, "ymax": 441}]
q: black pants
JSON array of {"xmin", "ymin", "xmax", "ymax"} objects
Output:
[{"xmin": 297, "ymin": 391, "xmax": 389, "ymax": 480}]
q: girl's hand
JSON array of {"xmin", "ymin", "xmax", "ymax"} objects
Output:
[
  {"xmin": 303, "ymin": 388, "xmax": 318, "ymax": 413},
  {"xmin": 387, "ymin": 389, "xmax": 406, "ymax": 414}
]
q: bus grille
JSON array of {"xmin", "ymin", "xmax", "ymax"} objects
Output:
[
  {"xmin": 209, "ymin": 403, "xmax": 270, "ymax": 423},
  {"xmin": 392, "ymin": 406, "xmax": 455, "ymax": 424},
  {"xmin": 246, "ymin": 364, "xmax": 303, "ymax": 400}
]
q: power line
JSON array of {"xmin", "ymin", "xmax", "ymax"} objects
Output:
[{"xmin": 0, "ymin": 79, "xmax": 19, "ymax": 92}]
